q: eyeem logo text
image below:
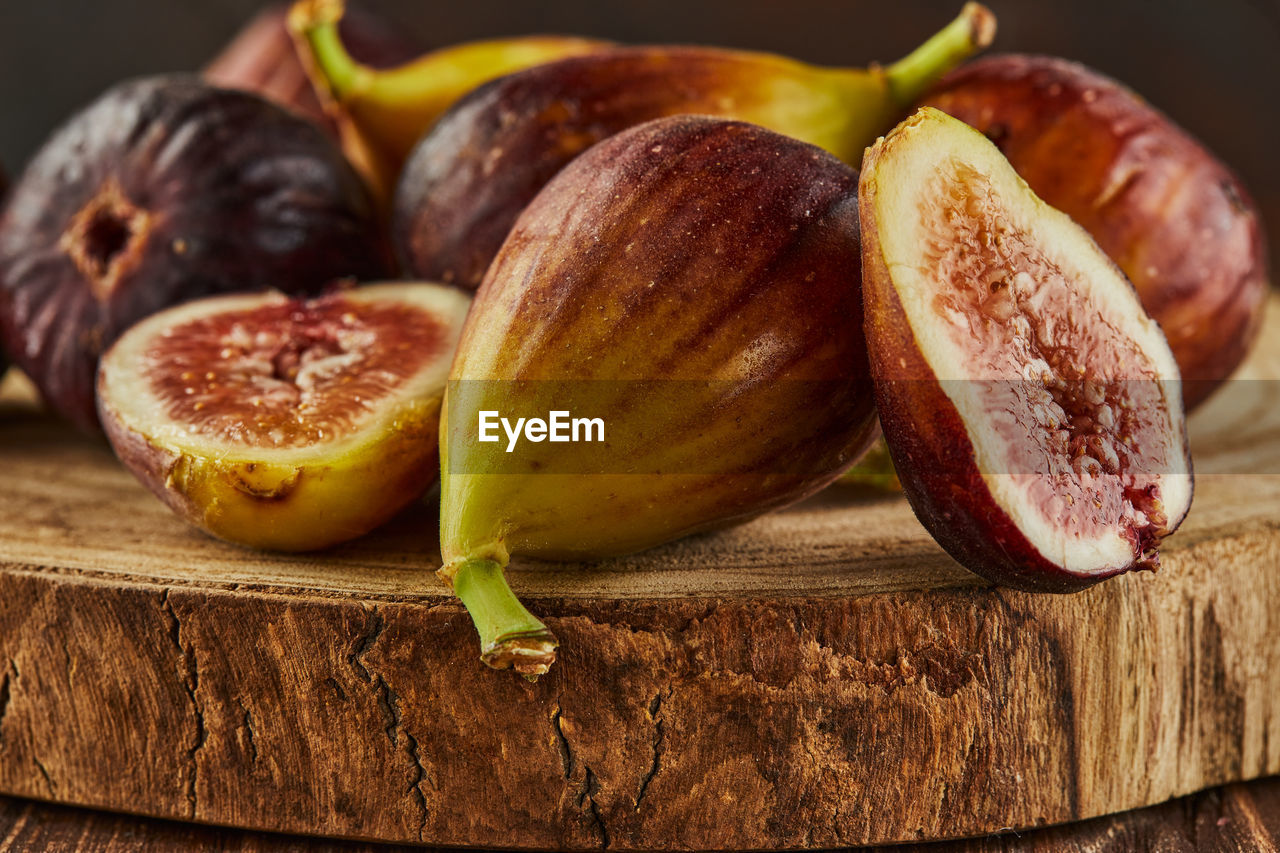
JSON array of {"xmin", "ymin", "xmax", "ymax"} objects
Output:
[{"xmin": 478, "ymin": 410, "xmax": 605, "ymax": 453}]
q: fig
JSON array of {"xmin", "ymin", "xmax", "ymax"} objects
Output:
[
  {"xmin": 393, "ymin": 3, "xmax": 996, "ymax": 289},
  {"xmin": 287, "ymin": 0, "xmax": 612, "ymax": 201},
  {"xmin": 97, "ymin": 283, "xmax": 470, "ymax": 551},
  {"xmin": 0, "ymin": 76, "xmax": 388, "ymax": 433},
  {"xmin": 204, "ymin": 2, "xmax": 421, "ymax": 135},
  {"xmin": 440, "ymin": 116, "xmax": 877, "ymax": 675},
  {"xmin": 921, "ymin": 56, "xmax": 1269, "ymax": 409},
  {"xmin": 861, "ymin": 108, "xmax": 1192, "ymax": 592}
]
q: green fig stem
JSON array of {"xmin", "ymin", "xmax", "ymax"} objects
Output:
[
  {"xmin": 289, "ymin": 0, "xmax": 368, "ymax": 100},
  {"xmin": 452, "ymin": 558, "xmax": 558, "ymax": 678},
  {"xmin": 883, "ymin": 2, "xmax": 996, "ymax": 105}
]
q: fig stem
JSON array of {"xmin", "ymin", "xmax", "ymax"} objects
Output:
[
  {"xmin": 452, "ymin": 557, "xmax": 558, "ymax": 678},
  {"xmin": 288, "ymin": 0, "xmax": 367, "ymax": 101},
  {"xmin": 883, "ymin": 2, "xmax": 996, "ymax": 105}
]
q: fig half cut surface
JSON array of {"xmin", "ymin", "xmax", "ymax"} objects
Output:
[
  {"xmin": 98, "ymin": 283, "xmax": 470, "ymax": 551},
  {"xmin": 861, "ymin": 109, "xmax": 1192, "ymax": 592}
]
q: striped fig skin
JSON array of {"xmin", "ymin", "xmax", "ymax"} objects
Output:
[
  {"xmin": 394, "ymin": 46, "xmax": 867, "ymax": 290},
  {"xmin": 440, "ymin": 116, "xmax": 876, "ymax": 570},
  {"xmin": 922, "ymin": 56, "xmax": 1269, "ymax": 409}
]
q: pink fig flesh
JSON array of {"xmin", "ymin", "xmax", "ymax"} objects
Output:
[{"xmin": 862, "ymin": 109, "xmax": 1192, "ymax": 592}]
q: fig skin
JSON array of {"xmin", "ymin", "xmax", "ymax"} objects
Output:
[
  {"xmin": 0, "ymin": 75, "xmax": 389, "ymax": 433},
  {"xmin": 921, "ymin": 55, "xmax": 1269, "ymax": 409},
  {"xmin": 394, "ymin": 4, "xmax": 996, "ymax": 288},
  {"xmin": 97, "ymin": 284, "xmax": 470, "ymax": 552},
  {"xmin": 441, "ymin": 116, "xmax": 878, "ymax": 673},
  {"xmin": 203, "ymin": 2, "xmax": 421, "ymax": 135},
  {"xmin": 861, "ymin": 109, "xmax": 1192, "ymax": 593}
]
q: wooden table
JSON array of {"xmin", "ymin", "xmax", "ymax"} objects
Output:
[{"xmin": 1, "ymin": 777, "xmax": 1278, "ymax": 851}]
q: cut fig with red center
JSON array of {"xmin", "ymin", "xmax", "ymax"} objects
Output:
[
  {"xmin": 98, "ymin": 283, "xmax": 470, "ymax": 551},
  {"xmin": 861, "ymin": 108, "xmax": 1192, "ymax": 591}
]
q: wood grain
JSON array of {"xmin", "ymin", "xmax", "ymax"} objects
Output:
[
  {"xmin": 2, "ymin": 776, "xmax": 1279, "ymax": 852},
  {"xmin": 0, "ymin": 298, "xmax": 1275, "ymax": 849}
]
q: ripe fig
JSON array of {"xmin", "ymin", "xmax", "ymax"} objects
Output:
[
  {"xmin": 393, "ymin": 3, "xmax": 996, "ymax": 289},
  {"xmin": 288, "ymin": 0, "xmax": 612, "ymax": 201},
  {"xmin": 440, "ymin": 116, "xmax": 877, "ymax": 675},
  {"xmin": 861, "ymin": 108, "xmax": 1192, "ymax": 592},
  {"xmin": 98, "ymin": 284, "xmax": 470, "ymax": 551},
  {"xmin": 921, "ymin": 56, "xmax": 1269, "ymax": 409},
  {"xmin": 204, "ymin": 2, "xmax": 421, "ymax": 134},
  {"xmin": 0, "ymin": 76, "xmax": 388, "ymax": 433}
]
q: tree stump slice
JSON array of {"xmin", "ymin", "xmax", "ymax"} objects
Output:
[{"xmin": 0, "ymin": 296, "xmax": 1276, "ymax": 850}]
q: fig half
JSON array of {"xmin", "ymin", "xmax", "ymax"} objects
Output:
[
  {"xmin": 861, "ymin": 109, "xmax": 1192, "ymax": 591},
  {"xmin": 0, "ymin": 76, "xmax": 388, "ymax": 433},
  {"xmin": 98, "ymin": 283, "xmax": 469, "ymax": 551},
  {"xmin": 922, "ymin": 56, "xmax": 1269, "ymax": 409}
]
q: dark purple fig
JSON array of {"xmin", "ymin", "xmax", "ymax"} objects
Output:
[
  {"xmin": 203, "ymin": 2, "xmax": 421, "ymax": 136},
  {"xmin": 0, "ymin": 75, "xmax": 389, "ymax": 432},
  {"xmin": 921, "ymin": 55, "xmax": 1269, "ymax": 409}
]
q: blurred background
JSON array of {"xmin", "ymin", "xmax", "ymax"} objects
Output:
[{"xmin": 1, "ymin": 0, "xmax": 1277, "ymax": 255}]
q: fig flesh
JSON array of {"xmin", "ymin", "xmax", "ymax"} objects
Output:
[
  {"xmin": 0, "ymin": 76, "xmax": 388, "ymax": 433},
  {"xmin": 440, "ymin": 116, "xmax": 877, "ymax": 675},
  {"xmin": 98, "ymin": 284, "xmax": 470, "ymax": 551},
  {"xmin": 393, "ymin": 3, "xmax": 997, "ymax": 288},
  {"xmin": 861, "ymin": 108, "xmax": 1192, "ymax": 592},
  {"xmin": 921, "ymin": 56, "xmax": 1269, "ymax": 409},
  {"xmin": 204, "ymin": 2, "xmax": 421, "ymax": 135},
  {"xmin": 287, "ymin": 0, "xmax": 612, "ymax": 202}
]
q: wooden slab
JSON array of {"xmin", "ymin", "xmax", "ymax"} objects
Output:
[{"xmin": 0, "ymin": 297, "xmax": 1276, "ymax": 850}]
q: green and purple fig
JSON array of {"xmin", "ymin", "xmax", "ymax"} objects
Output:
[
  {"xmin": 921, "ymin": 56, "xmax": 1269, "ymax": 409},
  {"xmin": 394, "ymin": 3, "xmax": 996, "ymax": 288},
  {"xmin": 440, "ymin": 116, "xmax": 877, "ymax": 676},
  {"xmin": 861, "ymin": 108, "xmax": 1192, "ymax": 592}
]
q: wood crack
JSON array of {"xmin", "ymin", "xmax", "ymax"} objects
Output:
[
  {"xmin": 0, "ymin": 668, "xmax": 11, "ymax": 747},
  {"xmin": 579, "ymin": 766, "xmax": 609, "ymax": 849},
  {"xmin": 159, "ymin": 589, "xmax": 205, "ymax": 819},
  {"xmin": 236, "ymin": 699, "xmax": 257, "ymax": 765},
  {"xmin": 32, "ymin": 756, "xmax": 55, "ymax": 795},
  {"xmin": 350, "ymin": 606, "xmax": 429, "ymax": 837},
  {"xmin": 635, "ymin": 688, "xmax": 670, "ymax": 810}
]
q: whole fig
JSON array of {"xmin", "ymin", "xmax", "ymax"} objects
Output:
[
  {"xmin": 393, "ymin": 3, "xmax": 995, "ymax": 288},
  {"xmin": 921, "ymin": 55, "xmax": 1269, "ymax": 409},
  {"xmin": 0, "ymin": 76, "xmax": 388, "ymax": 432},
  {"xmin": 439, "ymin": 116, "xmax": 877, "ymax": 675}
]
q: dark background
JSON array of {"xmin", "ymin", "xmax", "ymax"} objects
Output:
[{"xmin": 2, "ymin": 0, "xmax": 1278, "ymax": 254}]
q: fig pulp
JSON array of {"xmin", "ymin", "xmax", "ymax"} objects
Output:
[
  {"xmin": 98, "ymin": 284, "xmax": 470, "ymax": 551},
  {"xmin": 287, "ymin": 0, "xmax": 612, "ymax": 201},
  {"xmin": 204, "ymin": 2, "xmax": 421, "ymax": 136},
  {"xmin": 0, "ymin": 76, "xmax": 388, "ymax": 432},
  {"xmin": 861, "ymin": 108, "xmax": 1192, "ymax": 592},
  {"xmin": 440, "ymin": 116, "xmax": 878, "ymax": 675},
  {"xmin": 922, "ymin": 56, "xmax": 1269, "ymax": 409},
  {"xmin": 394, "ymin": 3, "xmax": 996, "ymax": 289}
]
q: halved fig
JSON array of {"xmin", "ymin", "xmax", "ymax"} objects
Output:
[
  {"xmin": 861, "ymin": 108, "xmax": 1192, "ymax": 591},
  {"xmin": 97, "ymin": 283, "xmax": 469, "ymax": 551}
]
